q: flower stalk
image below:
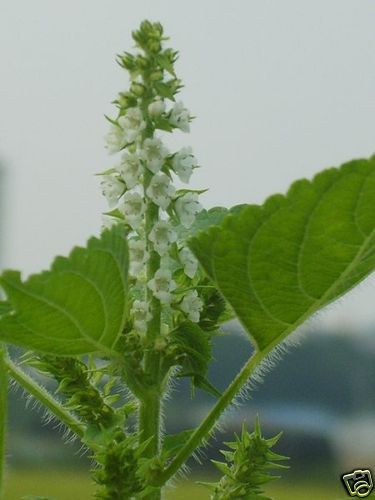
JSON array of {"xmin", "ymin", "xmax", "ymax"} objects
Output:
[{"xmin": 100, "ymin": 21, "xmax": 203, "ymax": 497}]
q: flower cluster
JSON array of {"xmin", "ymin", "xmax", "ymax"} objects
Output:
[{"xmin": 100, "ymin": 20, "xmax": 204, "ymax": 335}]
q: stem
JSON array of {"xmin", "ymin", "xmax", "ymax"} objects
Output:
[
  {"xmin": 139, "ymin": 168, "xmax": 162, "ymax": 500},
  {"xmin": 139, "ymin": 390, "xmax": 161, "ymax": 454},
  {"xmin": 158, "ymin": 349, "xmax": 266, "ymax": 485},
  {"xmin": 4, "ymin": 357, "xmax": 85, "ymax": 439},
  {"xmin": 0, "ymin": 346, "xmax": 7, "ymax": 500}
]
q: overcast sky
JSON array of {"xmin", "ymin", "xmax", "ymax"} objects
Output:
[{"xmin": 1, "ymin": 0, "xmax": 375, "ymax": 331}]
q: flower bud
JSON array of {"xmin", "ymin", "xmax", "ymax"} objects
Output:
[
  {"xmin": 130, "ymin": 82, "xmax": 145, "ymax": 97},
  {"xmin": 150, "ymin": 70, "xmax": 163, "ymax": 81},
  {"xmin": 148, "ymin": 99, "xmax": 166, "ymax": 118}
]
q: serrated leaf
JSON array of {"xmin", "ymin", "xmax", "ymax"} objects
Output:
[
  {"xmin": 0, "ymin": 227, "xmax": 128, "ymax": 355},
  {"xmin": 189, "ymin": 158, "xmax": 375, "ymax": 352}
]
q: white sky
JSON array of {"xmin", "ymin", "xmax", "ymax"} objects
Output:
[{"xmin": 0, "ymin": 0, "xmax": 374, "ymax": 331}]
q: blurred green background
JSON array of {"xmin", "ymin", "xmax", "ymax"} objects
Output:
[
  {"xmin": 4, "ymin": 469, "xmax": 368, "ymax": 499},
  {"xmin": 5, "ymin": 326, "xmax": 375, "ymax": 499}
]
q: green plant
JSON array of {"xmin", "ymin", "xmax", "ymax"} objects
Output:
[{"xmin": 0, "ymin": 20, "xmax": 374, "ymax": 499}]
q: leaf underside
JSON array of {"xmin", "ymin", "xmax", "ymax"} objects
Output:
[
  {"xmin": 189, "ymin": 157, "xmax": 375, "ymax": 352},
  {"xmin": 0, "ymin": 227, "xmax": 128, "ymax": 355},
  {"xmin": 171, "ymin": 320, "xmax": 220, "ymax": 397}
]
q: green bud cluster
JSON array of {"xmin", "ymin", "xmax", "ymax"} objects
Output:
[
  {"xmin": 28, "ymin": 356, "xmax": 116, "ymax": 427},
  {"xmin": 206, "ymin": 418, "xmax": 289, "ymax": 500},
  {"xmin": 114, "ymin": 20, "xmax": 180, "ymax": 118},
  {"xmin": 93, "ymin": 431, "xmax": 147, "ymax": 499}
]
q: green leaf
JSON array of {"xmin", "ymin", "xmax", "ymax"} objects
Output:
[
  {"xmin": 95, "ymin": 167, "xmax": 118, "ymax": 176},
  {"xmin": 103, "ymin": 208, "xmax": 125, "ymax": 220},
  {"xmin": 154, "ymin": 81, "xmax": 176, "ymax": 100},
  {"xmin": 0, "ymin": 302, "xmax": 11, "ymax": 316},
  {"xmin": 198, "ymin": 284, "xmax": 232, "ymax": 331},
  {"xmin": 154, "ymin": 117, "xmax": 174, "ymax": 132},
  {"xmin": 175, "ymin": 188, "xmax": 209, "ymax": 198},
  {"xmin": 189, "ymin": 158, "xmax": 375, "ymax": 352},
  {"xmin": 157, "ymin": 50, "xmax": 178, "ymax": 76},
  {"xmin": 170, "ymin": 321, "xmax": 220, "ymax": 397},
  {"xmin": 0, "ymin": 227, "xmax": 129, "ymax": 356}
]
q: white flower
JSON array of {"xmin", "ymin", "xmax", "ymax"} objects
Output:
[
  {"xmin": 179, "ymin": 247, "xmax": 198, "ymax": 279},
  {"xmin": 118, "ymin": 191, "xmax": 145, "ymax": 229},
  {"xmin": 141, "ymin": 137, "xmax": 169, "ymax": 174},
  {"xmin": 105, "ymin": 124, "xmax": 127, "ymax": 154},
  {"xmin": 100, "ymin": 175, "xmax": 125, "ymax": 206},
  {"xmin": 171, "ymin": 146, "xmax": 197, "ymax": 183},
  {"xmin": 101, "ymin": 215, "xmax": 118, "ymax": 231},
  {"xmin": 117, "ymin": 152, "xmax": 142, "ymax": 189},
  {"xmin": 131, "ymin": 300, "xmax": 152, "ymax": 333},
  {"xmin": 118, "ymin": 107, "xmax": 146, "ymax": 143},
  {"xmin": 180, "ymin": 290, "xmax": 203, "ymax": 323},
  {"xmin": 128, "ymin": 239, "xmax": 149, "ymax": 276},
  {"xmin": 169, "ymin": 101, "xmax": 190, "ymax": 132},
  {"xmin": 148, "ymin": 98, "xmax": 166, "ymax": 118},
  {"xmin": 174, "ymin": 193, "xmax": 202, "ymax": 228},
  {"xmin": 149, "ymin": 220, "xmax": 177, "ymax": 256},
  {"xmin": 146, "ymin": 172, "xmax": 175, "ymax": 209},
  {"xmin": 147, "ymin": 268, "xmax": 177, "ymax": 303}
]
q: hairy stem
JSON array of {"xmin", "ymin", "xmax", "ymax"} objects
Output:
[
  {"xmin": 139, "ymin": 169, "xmax": 162, "ymax": 500},
  {"xmin": 0, "ymin": 346, "xmax": 7, "ymax": 500},
  {"xmin": 4, "ymin": 357, "xmax": 85, "ymax": 439},
  {"xmin": 158, "ymin": 349, "xmax": 266, "ymax": 484}
]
